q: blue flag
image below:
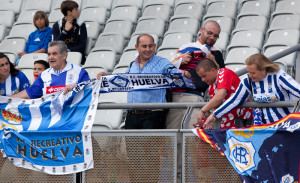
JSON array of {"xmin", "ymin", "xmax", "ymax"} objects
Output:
[{"xmin": 193, "ymin": 113, "xmax": 300, "ymax": 183}]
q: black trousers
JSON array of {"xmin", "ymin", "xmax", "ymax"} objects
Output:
[{"xmin": 124, "ymin": 111, "xmax": 167, "ymax": 129}]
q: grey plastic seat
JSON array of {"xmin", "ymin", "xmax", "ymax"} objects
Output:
[
  {"xmin": 225, "ymin": 47, "xmax": 260, "ymax": 64},
  {"xmin": 114, "ymin": 50, "xmax": 139, "ymax": 70},
  {"xmin": 108, "ymin": 5, "xmax": 139, "ymax": 23},
  {"xmin": 85, "ymin": 21, "xmax": 101, "ymax": 40},
  {"xmin": 18, "ymin": 53, "xmax": 48, "ymax": 69},
  {"xmin": 263, "ymin": 29, "xmax": 300, "ymax": 51},
  {"xmin": 166, "ymin": 16, "xmax": 199, "ymax": 35},
  {"xmin": 159, "ymin": 32, "xmax": 193, "ymax": 51},
  {"xmin": 267, "ymin": 14, "xmax": 300, "ymax": 36},
  {"xmin": 272, "ymin": 0, "xmax": 300, "ymax": 18},
  {"xmin": 156, "ymin": 48, "xmax": 177, "ymax": 62},
  {"xmin": 175, "ymin": 0, "xmax": 206, "ymax": 7},
  {"xmin": 103, "ymin": 19, "xmax": 133, "ymax": 39},
  {"xmin": 143, "ymin": 0, "xmax": 175, "ymax": 8},
  {"xmin": 232, "ymin": 16, "xmax": 268, "ymax": 35},
  {"xmin": 6, "ymin": 23, "xmax": 36, "ymax": 40},
  {"xmin": 237, "ymin": 0, "xmax": 271, "ymax": 19},
  {"xmin": 0, "ymin": 38, "xmax": 26, "ymax": 54},
  {"xmin": 173, "ymin": 2, "xmax": 204, "ymax": 20},
  {"xmin": 0, "ymin": 10, "xmax": 15, "ymax": 29},
  {"xmin": 203, "ymin": 1, "xmax": 237, "ymax": 20},
  {"xmin": 82, "ymin": 0, "xmax": 113, "ymax": 10},
  {"xmin": 124, "ymin": 33, "xmax": 159, "ymax": 52},
  {"xmin": 142, "ymin": 4, "xmax": 171, "ymax": 22},
  {"xmin": 134, "ymin": 17, "xmax": 165, "ymax": 38},
  {"xmin": 263, "ymin": 46, "xmax": 296, "ymax": 69},
  {"xmin": 227, "ymin": 30, "xmax": 264, "ymax": 52},
  {"xmin": 87, "ymin": 47, "xmax": 117, "ymax": 72},
  {"xmin": 92, "ymin": 108, "xmax": 124, "ymax": 130},
  {"xmin": 48, "ymin": 9, "xmax": 64, "ymax": 24},
  {"xmin": 79, "ymin": 7, "xmax": 107, "ymax": 25},
  {"xmin": 112, "ymin": 0, "xmax": 144, "ymax": 10},
  {"xmin": 22, "ymin": 0, "xmax": 52, "ymax": 13},
  {"xmin": 112, "ymin": 67, "xmax": 128, "ymax": 74},
  {"xmin": 0, "ymin": 24, "xmax": 6, "ymax": 42},
  {"xmin": 203, "ymin": 17, "xmax": 233, "ymax": 35},
  {"xmin": 66, "ymin": 52, "xmax": 82, "ymax": 66},
  {"xmin": 94, "ymin": 33, "xmax": 126, "ymax": 55},
  {"xmin": 15, "ymin": 10, "xmax": 37, "ymax": 25},
  {"xmin": 213, "ymin": 32, "xmax": 229, "ymax": 53},
  {"xmin": 0, "ymin": 0, "xmax": 22, "ymax": 14},
  {"xmin": 225, "ymin": 63, "xmax": 247, "ymax": 79},
  {"xmin": 0, "ymin": 50, "xmax": 17, "ymax": 65}
]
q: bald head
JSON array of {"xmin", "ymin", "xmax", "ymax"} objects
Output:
[
  {"xmin": 203, "ymin": 20, "xmax": 221, "ymax": 31},
  {"xmin": 199, "ymin": 20, "xmax": 221, "ymax": 46}
]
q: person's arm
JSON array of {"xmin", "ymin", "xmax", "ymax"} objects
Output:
[
  {"xmin": 18, "ymin": 72, "xmax": 30, "ymax": 91},
  {"xmin": 68, "ymin": 23, "xmax": 87, "ymax": 53},
  {"xmin": 53, "ymin": 21, "xmax": 67, "ymax": 41},
  {"xmin": 196, "ymin": 88, "xmax": 227, "ymax": 126},
  {"xmin": 278, "ymin": 70, "xmax": 300, "ymax": 98},
  {"xmin": 10, "ymin": 90, "xmax": 30, "ymax": 99}
]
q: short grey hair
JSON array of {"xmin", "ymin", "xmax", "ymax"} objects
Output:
[{"xmin": 48, "ymin": 41, "xmax": 68, "ymax": 55}]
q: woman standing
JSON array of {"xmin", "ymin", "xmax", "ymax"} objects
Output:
[
  {"xmin": 0, "ymin": 53, "xmax": 30, "ymax": 96},
  {"xmin": 203, "ymin": 54, "xmax": 300, "ymax": 129}
]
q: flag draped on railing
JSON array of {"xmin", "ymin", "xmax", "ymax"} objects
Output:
[
  {"xmin": 0, "ymin": 73, "xmax": 191, "ymax": 175},
  {"xmin": 193, "ymin": 113, "xmax": 300, "ymax": 183}
]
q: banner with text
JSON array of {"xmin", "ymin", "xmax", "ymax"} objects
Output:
[{"xmin": 193, "ymin": 113, "xmax": 300, "ymax": 182}]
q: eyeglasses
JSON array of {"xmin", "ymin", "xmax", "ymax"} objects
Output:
[
  {"xmin": 203, "ymin": 28, "xmax": 219, "ymax": 39},
  {"xmin": 0, "ymin": 62, "xmax": 9, "ymax": 67}
]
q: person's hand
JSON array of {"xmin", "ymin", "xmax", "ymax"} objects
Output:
[
  {"xmin": 64, "ymin": 21, "xmax": 73, "ymax": 31},
  {"xmin": 18, "ymin": 52, "xmax": 27, "ymax": 57},
  {"xmin": 206, "ymin": 53, "xmax": 219, "ymax": 68},
  {"xmin": 63, "ymin": 84, "xmax": 75, "ymax": 95},
  {"xmin": 181, "ymin": 70, "xmax": 191, "ymax": 78},
  {"xmin": 181, "ymin": 54, "xmax": 192, "ymax": 65},
  {"xmin": 203, "ymin": 113, "xmax": 217, "ymax": 129},
  {"xmin": 97, "ymin": 72, "xmax": 107, "ymax": 80},
  {"xmin": 193, "ymin": 110, "xmax": 205, "ymax": 128}
]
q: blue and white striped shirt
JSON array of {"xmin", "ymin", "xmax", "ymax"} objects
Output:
[
  {"xmin": 126, "ymin": 55, "xmax": 180, "ymax": 103},
  {"xmin": 214, "ymin": 69, "xmax": 300, "ymax": 124},
  {"xmin": 0, "ymin": 72, "xmax": 30, "ymax": 96}
]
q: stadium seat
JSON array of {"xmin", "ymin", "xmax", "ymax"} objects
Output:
[
  {"xmin": 87, "ymin": 47, "xmax": 117, "ymax": 72},
  {"xmin": 82, "ymin": 0, "xmax": 113, "ymax": 10},
  {"xmin": 85, "ymin": 37, "xmax": 93, "ymax": 55},
  {"xmin": 79, "ymin": 7, "xmax": 107, "ymax": 26},
  {"xmin": 103, "ymin": 19, "xmax": 133, "ymax": 39},
  {"xmin": 166, "ymin": 16, "xmax": 199, "ymax": 36},
  {"xmin": 175, "ymin": 0, "xmax": 207, "ymax": 7},
  {"xmin": 18, "ymin": 53, "xmax": 48, "ymax": 69},
  {"xmin": 272, "ymin": 0, "xmax": 300, "ymax": 19},
  {"xmin": 108, "ymin": 5, "xmax": 139, "ymax": 23},
  {"xmin": 232, "ymin": 15, "xmax": 268, "ymax": 35},
  {"xmin": 237, "ymin": 0, "xmax": 271, "ymax": 19},
  {"xmin": 225, "ymin": 63, "xmax": 247, "ymax": 79},
  {"xmin": 0, "ymin": 10, "xmax": 15, "ymax": 29},
  {"xmin": 156, "ymin": 48, "xmax": 177, "ymax": 62},
  {"xmin": 159, "ymin": 32, "xmax": 193, "ymax": 51},
  {"xmin": 99, "ymin": 92, "xmax": 128, "ymax": 103},
  {"xmin": 114, "ymin": 50, "xmax": 139, "ymax": 70},
  {"xmin": 6, "ymin": 23, "xmax": 36, "ymax": 40},
  {"xmin": 213, "ymin": 32, "xmax": 229, "ymax": 53},
  {"xmin": 267, "ymin": 14, "xmax": 300, "ymax": 36},
  {"xmin": 142, "ymin": 3, "xmax": 171, "ymax": 22},
  {"xmin": 112, "ymin": 0, "xmax": 144, "ymax": 10},
  {"xmin": 22, "ymin": 0, "xmax": 52, "ymax": 13},
  {"xmin": 112, "ymin": 67, "xmax": 128, "ymax": 74},
  {"xmin": 85, "ymin": 21, "xmax": 101, "ymax": 40},
  {"xmin": 227, "ymin": 30, "xmax": 264, "ymax": 52},
  {"xmin": 92, "ymin": 108, "xmax": 124, "ymax": 130},
  {"xmin": 143, "ymin": 0, "xmax": 175, "ymax": 8},
  {"xmin": 225, "ymin": 47, "xmax": 260, "ymax": 64},
  {"xmin": 0, "ymin": 0, "xmax": 22, "ymax": 14},
  {"xmin": 134, "ymin": 17, "xmax": 166, "ymax": 38},
  {"xmin": 48, "ymin": 9, "xmax": 64, "ymax": 24},
  {"xmin": 173, "ymin": 1, "xmax": 204, "ymax": 20},
  {"xmin": 124, "ymin": 33, "xmax": 159, "ymax": 52},
  {"xmin": 20, "ymin": 68, "xmax": 35, "ymax": 84},
  {"xmin": 66, "ymin": 52, "xmax": 82, "ymax": 66},
  {"xmin": 263, "ymin": 29, "xmax": 300, "ymax": 51},
  {"xmin": 264, "ymin": 46, "xmax": 296, "ymax": 72},
  {"xmin": 203, "ymin": 1, "xmax": 238, "ymax": 20},
  {"xmin": 203, "ymin": 16, "xmax": 234, "ymax": 35},
  {"xmin": 0, "ymin": 50, "xmax": 17, "ymax": 65},
  {"xmin": 52, "ymin": 0, "xmax": 82, "ymax": 10},
  {"xmin": 94, "ymin": 33, "xmax": 126, "ymax": 55},
  {"xmin": 0, "ymin": 24, "xmax": 6, "ymax": 42},
  {"xmin": 0, "ymin": 38, "xmax": 26, "ymax": 54},
  {"xmin": 15, "ymin": 10, "xmax": 37, "ymax": 25}
]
